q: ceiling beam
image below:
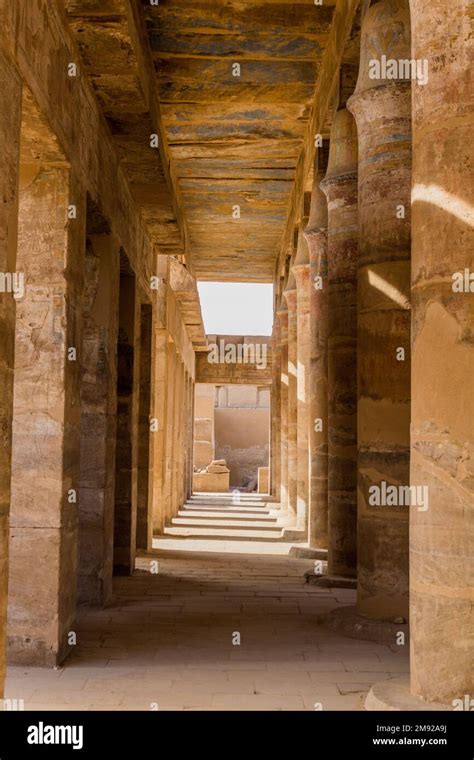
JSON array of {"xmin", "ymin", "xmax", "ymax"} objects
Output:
[{"xmin": 274, "ymin": 0, "xmax": 361, "ymax": 283}]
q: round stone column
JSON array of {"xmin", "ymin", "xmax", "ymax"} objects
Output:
[
  {"xmin": 409, "ymin": 0, "xmax": 474, "ymax": 704},
  {"xmin": 320, "ymin": 108, "xmax": 358, "ymax": 579},
  {"xmin": 277, "ymin": 302, "xmax": 289, "ymax": 513},
  {"xmin": 283, "ymin": 275, "xmax": 298, "ymax": 521},
  {"xmin": 292, "ymin": 225, "xmax": 311, "ymax": 532},
  {"xmin": 304, "ymin": 173, "xmax": 329, "ymax": 549},
  {"xmin": 347, "ymin": 0, "xmax": 411, "ymax": 620}
]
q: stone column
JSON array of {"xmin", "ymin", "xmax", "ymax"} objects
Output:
[
  {"xmin": 282, "ymin": 276, "xmax": 297, "ymax": 521},
  {"xmin": 0, "ymin": 50, "xmax": 21, "ymax": 694},
  {"xmin": 320, "ymin": 108, "xmax": 358, "ymax": 579},
  {"xmin": 178, "ymin": 365, "xmax": 188, "ymax": 510},
  {"xmin": 270, "ymin": 315, "xmax": 281, "ymax": 501},
  {"xmin": 163, "ymin": 338, "xmax": 176, "ymax": 526},
  {"xmin": 149, "ymin": 324, "xmax": 167, "ymax": 535},
  {"xmin": 409, "ymin": 0, "xmax": 473, "ymax": 703},
  {"xmin": 178, "ymin": 366, "xmax": 184, "ymax": 510},
  {"xmin": 169, "ymin": 345, "xmax": 183, "ymax": 519},
  {"xmin": 187, "ymin": 373, "xmax": 194, "ymax": 499},
  {"xmin": 188, "ymin": 378, "xmax": 195, "ymax": 499},
  {"xmin": 9, "ymin": 168, "xmax": 86, "ymax": 665},
  {"xmin": 149, "ymin": 262, "xmax": 168, "ymax": 536},
  {"xmin": 136, "ymin": 302, "xmax": 153, "ymax": 551},
  {"xmin": 78, "ymin": 232, "xmax": 120, "ymax": 605},
  {"xmin": 304, "ymin": 166, "xmax": 329, "ymax": 550},
  {"xmin": 185, "ymin": 375, "xmax": 192, "ymax": 500},
  {"xmin": 277, "ymin": 303, "xmax": 289, "ymax": 512},
  {"xmin": 180, "ymin": 371, "xmax": 188, "ymax": 508},
  {"xmin": 292, "ymin": 227, "xmax": 311, "ymax": 532},
  {"xmin": 113, "ymin": 266, "xmax": 137, "ymax": 575},
  {"xmin": 348, "ymin": 0, "xmax": 411, "ymax": 619}
]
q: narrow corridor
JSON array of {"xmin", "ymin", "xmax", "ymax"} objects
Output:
[{"xmin": 6, "ymin": 500, "xmax": 408, "ymax": 711}]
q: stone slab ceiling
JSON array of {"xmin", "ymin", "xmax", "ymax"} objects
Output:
[
  {"xmin": 145, "ymin": 0, "xmax": 335, "ymax": 282},
  {"xmin": 64, "ymin": 1, "xmax": 336, "ymax": 283}
]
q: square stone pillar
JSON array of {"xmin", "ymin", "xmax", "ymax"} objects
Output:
[
  {"xmin": 149, "ymin": 262, "xmax": 168, "ymax": 536},
  {"xmin": 185, "ymin": 372, "xmax": 192, "ymax": 500},
  {"xmin": 136, "ymin": 302, "xmax": 153, "ymax": 551},
  {"xmin": 171, "ymin": 354, "xmax": 184, "ymax": 516},
  {"xmin": 277, "ymin": 304, "xmax": 289, "ymax": 512},
  {"xmin": 113, "ymin": 266, "xmax": 137, "ymax": 575},
  {"xmin": 9, "ymin": 167, "xmax": 86, "ymax": 666},
  {"xmin": 149, "ymin": 321, "xmax": 168, "ymax": 536},
  {"xmin": 176, "ymin": 363, "xmax": 187, "ymax": 511},
  {"xmin": 187, "ymin": 378, "xmax": 195, "ymax": 499},
  {"xmin": 0, "ymin": 50, "xmax": 21, "ymax": 694},
  {"xmin": 163, "ymin": 338, "xmax": 177, "ymax": 525},
  {"xmin": 78, "ymin": 231, "xmax": 120, "ymax": 606}
]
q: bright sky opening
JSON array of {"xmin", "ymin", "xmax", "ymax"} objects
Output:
[{"xmin": 197, "ymin": 282, "xmax": 274, "ymax": 336}]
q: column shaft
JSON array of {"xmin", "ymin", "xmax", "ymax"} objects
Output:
[
  {"xmin": 321, "ymin": 108, "xmax": 358, "ymax": 578},
  {"xmin": 0, "ymin": 50, "xmax": 21, "ymax": 694},
  {"xmin": 163, "ymin": 339, "xmax": 176, "ymax": 525},
  {"xmin": 270, "ymin": 316, "xmax": 281, "ymax": 500},
  {"xmin": 293, "ymin": 230, "xmax": 311, "ymax": 531},
  {"xmin": 136, "ymin": 302, "xmax": 153, "ymax": 551},
  {"xmin": 348, "ymin": 0, "xmax": 411, "ymax": 618},
  {"xmin": 78, "ymin": 232, "xmax": 120, "ymax": 605},
  {"xmin": 283, "ymin": 282, "xmax": 298, "ymax": 521},
  {"xmin": 277, "ymin": 306, "xmax": 289, "ymax": 512},
  {"xmin": 113, "ymin": 268, "xmax": 137, "ymax": 575},
  {"xmin": 304, "ymin": 169, "xmax": 329, "ymax": 549},
  {"xmin": 409, "ymin": 0, "xmax": 474, "ymax": 702},
  {"xmin": 9, "ymin": 168, "xmax": 86, "ymax": 664},
  {"xmin": 304, "ymin": 172, "xmax": 329, "ymax": 549}
]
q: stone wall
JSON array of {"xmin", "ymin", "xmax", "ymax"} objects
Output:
[
  {"xmin": 193, "ymin": 384, "xmax": 215, "ymax": 469},
  {"xmin": 214, "ymin": 386, "xmax": 270, "ymax": 488}
]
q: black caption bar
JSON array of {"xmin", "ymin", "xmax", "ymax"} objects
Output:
[{"xmin": 0, "ymin": 710, "xmax": 472, "ymax": 757}]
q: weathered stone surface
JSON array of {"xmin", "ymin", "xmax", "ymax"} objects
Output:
[
  {"xmin": 305, "ymin": 155, "xmax": 329, "ymax": 550},
  {"xmin": 142, "ymin": 0, "xmax": 337, "ymax": 281},
  {"xmin": 207, "ymin": 464, "xmax": 229, "ymax": 475},
  {"xmin": 258, "ymin": 467, "xmax": 269, "ymax": 494},
  {"xmin": 214, "ymin": 400, "xmax": 270, "ymax": 488},
  {"xmin": 78, "ymin": 232, "xmax": 120, "ymax": 605},
  {"xmin": 196, "ymin": 335, "xmax": 272, "ymax": 385},
  {"xmin": 0, "ymin": 0, "xmax": 470, "ymax": 714},
  {"xmin": 9, "ymin": 165, "xmax": 85, "ymax": 666},
  {"xmin": 194, "ymin": 418, "xmax": 213, "ymax": 443},
  {"xmin": 348, "ymin": 0, "xmax": 411, "ymax": 620},
  {"xmin": 283, "ymin": 276, "xmax": 297, "ymax": 521},
  {"xmin": 113, "ymin": 270, "xmax": 136, "ymax": 575},
  {"xmin": 270, "ymin": 315, "xmax": 281, "ymax": 499},
  {"xmin": 321, "ymin": 107, "xmax": 358, "ymax": 579},
  {"xmin": 136, "ymin": 302, "xmax": 152, "ymax": 551},
  {"xmin": 277, "ymin": 304, "xmax": 289, "ymax": 512},
  {"xmin": 408, "ymin": 0, "xmax": 474, "ymax": 704},
  {"xmin": 292, "ymin": 225, "xmax": 311, "ymax": 532},
  {"xmin": 0, "ymin": 49, "xmax": 21, "ymax": 697},
  {"xmin": 193, "ymin": 472, "xmax": 230, "ymax": 493},
  {"xmin": 148, "ymin": 259, "xmax": 170, "ymax": 538}
]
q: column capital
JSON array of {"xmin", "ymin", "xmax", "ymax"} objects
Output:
[
  {"xmin": 320, "ymin": 108, "xmax": 358, "ymax": 191},
  {"xmin": 351, "ymin": 0, "xmax": 411, "ymax": 97},
  {"xmin": 282, "ymin": 271, "xmax": 297, "ymax": 309}
]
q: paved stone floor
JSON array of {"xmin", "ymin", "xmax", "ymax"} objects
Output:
[{"xmin": 6, "ymin": 530, "xmax": 409, "ymax": 710}]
